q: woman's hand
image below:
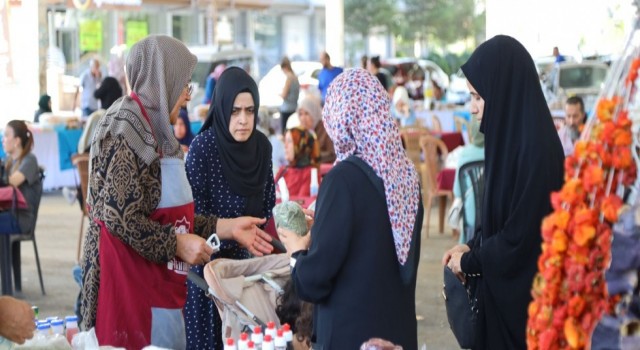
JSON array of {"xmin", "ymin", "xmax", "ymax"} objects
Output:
[
  {"xmin": 302, "ymin": 208, "xmax": 314, "ymax": 233},
  {"xmin": 448, "ymin": 251, "xmax": 465, "ymax": 276},
  {"xmin": 0, "ymin": 296, "xmax": 35, "ymax": 344},
  {"xmin": 441, "ymin": 244, "xmax": 470, "ymax": 266},
  {"xmin": 277, "ymin": 227, "xmax": 311, "ymax": 257},
  {"xmin": 229, "ymin": 217, "xmax": 274, "ymax": 256},
  {"xmin": 176, "ymin": 234, "xmax": 214, "ymax": 265}
]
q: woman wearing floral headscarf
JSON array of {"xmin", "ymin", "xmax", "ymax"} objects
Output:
[
  {"xmin": 277, "ymin": 68, "xmax": 423, "ymax": 349},
  {"xmin": 275, "ymin": 127, "xmax": 320, "ymax": 197}
]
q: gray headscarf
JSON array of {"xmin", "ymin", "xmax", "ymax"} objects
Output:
[
  {"xmin": 92, "ymin": 35, "xmax": 197, "ymax": 163},
  {"xmin": 298, "ymin": 96, "xmax": 322, "ymax": 128}
]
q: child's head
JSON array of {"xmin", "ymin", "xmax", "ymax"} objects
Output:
[{"xmin": 276, "ymin": 279, "xmax": 313, "ymax": 347}]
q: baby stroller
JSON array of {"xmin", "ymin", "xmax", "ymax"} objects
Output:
[{"xmin": 188, "ymin": 253, "xmax": 290, "ymax": 340}]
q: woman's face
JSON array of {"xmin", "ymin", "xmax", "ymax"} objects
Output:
[
  {"xmin": 170, "ymin": 84, "xmax": 192, "ymax": 125},
  {"xmin": 174, "ymin": 117, "xmax": 186, "ymax": 140},
  {"xmin": 2, "ymin": 126, "xmax": 18, "ymax": 156},
  {"xmin": 466, "ymin": 80, "xmax": 485, "ymax": 122},
  {"xmin": 228, "ymin": 92, "xmax": 255, "ymax": 142},
  {"xmin": 298, "ymin": 108, "xmax": 314, "ymax": 130},
  {"xmin": 284, "ymin": 131, "xmax": 295, "ymax": 163}
]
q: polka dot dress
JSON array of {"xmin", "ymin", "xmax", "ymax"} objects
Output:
[{"xmin": 184, "ymin": 128, "xmax": 275, "ymax": 350}]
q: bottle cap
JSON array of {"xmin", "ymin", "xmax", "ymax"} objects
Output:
[
  {"xmin": 247, "ymin": 341, "xmax": 255, "ymax": 349},
  {"xmin": 282, "ymin": 323, "xmax": 290, "ymax": 331},
  {"xmin": 276, "ymin": 329, "xmax": 283, "ymax": 337},
  {"xmin": 226, "ymin": 338, "xmax": 235, "ymax": 345},
  {"xmin": 267, "ymin": 321, "xmax": 275, "ymax": 329},
  {"xmin": 253, "ymin": 325, "xmax": 262, "ymax": 334},
  {"xmin": 240, "ymin": 332, "xmax": 248, "ymax": 341},
  {"xmin": 264, "ymin": 335, "xmax": 272, "ymax": 342}
]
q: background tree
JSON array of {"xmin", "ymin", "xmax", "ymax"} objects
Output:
[{"xmin": 344, "ymin": 0, "xmax": 399, "ymax": 54}]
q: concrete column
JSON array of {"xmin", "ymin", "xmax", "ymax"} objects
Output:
[
  {"xmin": 325, "ymin": 0, "xmax": 344, "ymax": 66},
  {"xmin": 38, "ymin": 0, "xmax": 48, "ymax": 95}
]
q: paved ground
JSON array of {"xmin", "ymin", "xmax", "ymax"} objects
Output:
[{"xmin": 10, "ymin": 191, "xmax": 460, "ymax": 349}]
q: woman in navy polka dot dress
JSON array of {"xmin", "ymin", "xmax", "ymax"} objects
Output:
[{"xmin": 184, "ymin": 67, "xmax": 276, "ymax": 349}]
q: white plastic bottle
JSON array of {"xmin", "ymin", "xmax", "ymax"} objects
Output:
[
  {"xmin": 262, "ymin": 335, "xmax": 275, "ymax": 350},
  {"xmin": 264, "ymin": 321, "xmax": 277, "ymax": 341},
  {"xmin": 64, "ymin": 315, "xmax": 79, "ymax": 344},
  {"xmin": 309, "ymin": 168, "xmax": 319, "ymax": 197},
  {"xmin": 247, "ymin": 340, "xmax": 255, "ymax": 349},
  {"xmin": 277, "ymin": 178, "xmax": 290, "ymax": 202},
  {"xmin": 274, "ymin": 329, "xmax": 286, "ymax": 350},
  {"xmin": 35, "ymin": 322, "xmax": 51, "ymax": 341},
  {"xmin": 251, "ymin": 326, "xmax": 263, "ymax": 349},
  {"xmin": 282, "ymin": 323, "xmax": 293, "ymax": 345},
  {"xmin": 238, "ymin": 332, "xmax": 250, "ymax": 350},
  {"xmin": 51, "ymin": 319, "xmax": 64, "ymax": 336},
  {"xmin": 224, "ymin": 337, "xmax": 237, "ymax": 350}
]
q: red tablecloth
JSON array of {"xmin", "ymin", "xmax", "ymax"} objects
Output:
[
  {"xmin": 437, "ymin": 168, "xmax": 456, "ymax": 191},
  {"xmin": 436, "ymin": 132, "xmax": 465, "ymax": 152}
]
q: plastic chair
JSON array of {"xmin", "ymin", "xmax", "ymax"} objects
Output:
[
  {"xmin": 400, "ymin": 126, "xmax": 431, "ymax": 172},
  {"xmin": 10, "ymin": 167, "xmax": 45, "ymax": 295},
  {"xmin": 72, "ymin": 154, "xmax": 90, "ymax": 262},
  {"xmin": 419, "ymin": 135, "xmax": 453, "ymax": 237},
  {"xmin": 454, "ymin": 116, "xmax": 471, "ymax": 141},
  {"xmin": 431, "ymin": 114, "xmax": 443, "ymax": 132},
  {"xmin": 457, "ymin": 160, "xmax": 485, "ymax": 243}
]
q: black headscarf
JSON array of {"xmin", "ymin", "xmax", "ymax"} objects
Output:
[
  {"xmin": 94, "ymin": 76, "xmax": 123, "ymax": 110},
  {"xmin": 460, "ymin": 35, "xmax": 564, "ymax": 349},
  {"xmin": 200, "ymin": 67, "xmax": 272, "ymax": 217},
  {"xmin": 34, "ymin": 95, "xmax": 51, "ymax": 123}
]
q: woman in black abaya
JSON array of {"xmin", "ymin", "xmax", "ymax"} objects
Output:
[{"xmin": 443, "ymin": 35, "xmax": 564, "ymax": 349}]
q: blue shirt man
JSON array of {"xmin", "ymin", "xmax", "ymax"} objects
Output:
[
  {"xmin": 75, "ymin": 59, "xmax": 102, "ymax": 118},
  {"xmin": 318, "ymin": 52, "xmax": 343, "ymax": 104}
]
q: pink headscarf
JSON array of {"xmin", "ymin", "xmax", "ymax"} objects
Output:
[{"xmin": 322, "ymin": 68, "xmax": 421, "ymax": 265}]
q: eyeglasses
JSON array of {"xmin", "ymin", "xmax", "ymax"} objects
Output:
[{"xmin": 186, "ymin": 83, "xmax": 194, "ymax": 97}]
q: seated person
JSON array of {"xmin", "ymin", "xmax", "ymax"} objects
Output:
[
  {"xmin": 174, "ymin": 106, "xmax": 195, "ymax": 153},
  {"xmin": 276, "ymin": 279, "xmax": 313, "ymax": 350},
  {"xmin": 34, "ymin": 95, "xmax": 51, "ymax": 124},
  {"xmin": 391, "ymin": 86, "xmax": 416, "ymax": 127},
  {"xmin": 557, "ymin": 96, "xmax": 586, "ymax": 156},
  {"xmin": 274, "ymin": 127, "xmax": 320, "ymax": 197},
  {"xmin": 452, "ymin": 117, "xmax": 484, "ymax": 243},
  {"xmin": 297, "ymin": 97, "xmax": 335, "ymax": 164},
  {"xmin": 2, "ymin": 120, "xmax": 41, "ymax": 234}
]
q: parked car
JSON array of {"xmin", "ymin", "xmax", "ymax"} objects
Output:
[
  {"xmin": 445, "ymin": 69, "xmax": 470, "ymax": 105},
  {"xmin": 258, "ymin": 61, "xmax": 322, "ymax": 114},
  {"xmin": 543, "ymin": 61, "xmax": 609, "ymax": 116}
]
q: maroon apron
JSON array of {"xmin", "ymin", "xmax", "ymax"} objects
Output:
[{"xmin": 95, "ymin": 93, "xmax": 194, "ymax": 350}]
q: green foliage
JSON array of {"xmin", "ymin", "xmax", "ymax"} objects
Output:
[
  {"xmin": 404, "ymin": 0, "xmax": 478, "ymax": 45},
  {"xmin": 344, "ymin": 0, "xmax": 399, "ymax": 37}
]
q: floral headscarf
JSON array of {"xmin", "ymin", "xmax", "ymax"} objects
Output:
[{"xmin": 322, "ymin": 68, "xmax": 421, "ymax": 265}]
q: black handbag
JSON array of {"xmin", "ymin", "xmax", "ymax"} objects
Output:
[
  {"xmin": 0, "ymin": 187, "xmax": 22, "ymax": 234},
  {"xmin": 443, "ymin": 266, "xmax": 478, "ymax": 349}
]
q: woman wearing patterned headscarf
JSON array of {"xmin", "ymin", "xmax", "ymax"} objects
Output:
[
  {"xmin": 275, "ymin": 127, "xmax": 320, "ymax": 196},
  {"xmin": 80, "ymin": 36, "xmax": 265, "ymax": 349},
  {"xmin": 184, "ymin": 66, "xmax": 275, "ymax": 350},
  {"xmin": 277, "ymin": 68, "xmax": 423, "ymax": 349},
  {"xmin": 443, "ymin": 35, "xmax": 564, "ymax": 349},
  {"xmin": 297, "ymin": 96, "xmax": 335, "ymax": 163}
]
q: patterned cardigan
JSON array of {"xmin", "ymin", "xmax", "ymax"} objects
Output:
[{"xmin": 80, "ymin": 133, "xmax": 217, "ymax": 329}]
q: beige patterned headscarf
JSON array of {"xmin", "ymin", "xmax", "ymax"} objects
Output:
[{"xmin": 92, "ymin": 35, "xmax": 197, "ymax": 163}]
